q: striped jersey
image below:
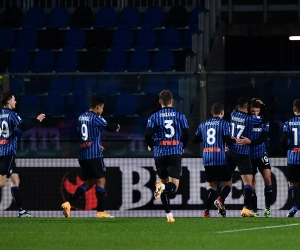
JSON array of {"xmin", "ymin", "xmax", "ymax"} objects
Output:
[
  {"xmin": 282, "ymin": 116, "xmax": 300, "ymax": 164},
  {"xmin": 146, "ymin": 107, "xmax": 189, "ymax": 157},
  {"xmin": 195, "ymin": 117, "xmax": 230, "ymax": 166},
  {"xmin": 228, "ymin": 109, "xmax": 264, "ymax": 155},
  {"xmin": 0, "ymin": 108, "xmax": 23, "ymax": 155},
  {"xmin": 77, "ymin": 111, "xmax": 107, "ymax": 160},
  {"xmin": 249, "ymin": 123, "xmax": 269, "ymax": 159}
]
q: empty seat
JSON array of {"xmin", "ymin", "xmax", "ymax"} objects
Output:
[
  {"xmin": 189, "ymin": 5, "xmax": 206, "ymax": 30},
  {"xmin": 1, "ymin": 6, "xmax": 23, "ymax": 28},
  {"xmin": 32, "ymin": 50, "xmax": 55, "ymax": 73},
  {"xmin": 8, "ymin": 50, "xmax": 31, "ymax": 73},
  {"xmin": 142, "ymin": 6, "xmax": 164, "ymax": 28},
  {"xmin": 127, "ymin": 49, "xmax": 150, "ymax": 72},
  {"xmin": 10, "ymin": 77, "xmax": 24, "ymax": 95},
  {"xmin": 151, "ymin": 49, "xmax": 175, "ymax": 71},
  {"xmin": 94, "ymin": 6, "xmax": 116, "ymax": 29},
  {"xmin": 15, "ymin": 28, "xmax": 38, "ymax": 50},
  {"xmin": 114, "ymin": 93, "xmax": 137, "ymax": 116},
  {"xmin": 111, "ymin": 27, "xmax": 133, "ymax": 50},
  {"xmin": 47, "ymin": 7, "xmax": 69, "ymax": 28},
  {"xmin": 103, "ymin": 49, "xmax": 127, "ymax": 72},
  {"xmin": 144, "ymin": 75, "xmax": 168, "ymax": 94},
  {"xmin": 49, "ymin": 77, "xmax": 72, "ymax": 94},
  {"xmin": 79, "ymin": 49, "xmax": 106, "ymax": 72},
  {"xmin": 56, "ymin": 50, "xmax": 79, "ymax": 72},
  {"xmin": 23, "ymin": 7, "xmax": 45, "ymax": 29},
  {"xmin": 38, "ymin": 29, "xmax": 65, "ymax": 50},
  {"xmin": 135, "ymin": 27, "xmax": 157, "ymax": 50},
  {"xmin": 0, "ymin": 51, "xmax": 9, "ymax": 72},
  {"xmin": 96, "ymin": 75, "xmax": 120, "ymax": 94},
  {"xmin": 166, "ymin": 6, "xmax": 188, "ymax": 27},
  {"xmin": 43, "ymin": 93, "xmax": 65, "ymax": 116},
  {"xmin": 158, "ymin": 27, "xmax": 181, "ymax": 49},
  {"xmin": 86, "ymin": 29, "xmax": 114, "ymax": 50},
  {"xmin": 72, "ymin": 5, "xmax": 94, "ymax": 28},
  {"xmin": 119, "ymin": 6, "xmax": 140, "ymax": 28},
  {"xmin": 74, "ymin": 76, "xmax": 97, "ymax": 94},
  {"xmin": 63, "ymin": 28, "xmax": 86, "ymax": 50},
  {"xmin": 18, "ymin": 93, "xmax": 40, "ymax": 117},
  {"xmin": 67, "ymin": 94, "xmax": 89, "ymax": 114},
  {"xmin": 182, "ymin": 27, "xmax": 197, "ymax": 50},
  {"xmin": 0, "ymin": 28, "xmax": 14, "ymax": 50}
]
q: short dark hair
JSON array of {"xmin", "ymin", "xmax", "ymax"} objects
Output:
[
  {"xmin": 293, "ymin": 99, "xmax": 300, "ymax": 112},
  {"xmin": 159, "ymin": 90, "xmax": 173, "ymax": 106},
  {"xmin": 237, "ymin": 97, "xmax": 248, "ymax": 109},
  {"xmin": 211, "ymin": 102, "xmax": 224, "ymax": 115},
  {"xmin": 1, "ymin": 91, "xmax": 13, "ymax": 106},
  {"xmin": 250, "ymin": 98, "xmax": 260, "ymax": 109},
  {"xmin": 90, "ymin": 96, "xmax": 104, "ymax": 108}
]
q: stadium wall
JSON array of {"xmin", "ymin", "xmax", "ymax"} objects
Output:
[{"xmin": 0, "ymin": 158, "xmax": 293, "ymax": 217}]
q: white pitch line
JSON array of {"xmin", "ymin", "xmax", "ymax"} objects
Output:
[{"xmin": 215, "ymin": 223, "xmax": 300, "ymax": 234}]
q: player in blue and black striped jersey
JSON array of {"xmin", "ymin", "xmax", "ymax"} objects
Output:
[
  {"xmin": 193, "ymin": 102, "xmax": 236, "ymax": 217},
  {"xmin": 0, "ymin": 91, "xmax": 45, "ymax": 217},
  {"xmin": 227, "ymin": 97, "xmax": 270, "ymax": 217},
  {"xmin": 237, "ymin": 99, "xmax": 273, "ymax": 217},
  {"xmin": 280, "ymin": 99, "xmax": 300, "ymax": 217},
  {"xmin": 61, "ymin": 96, "xmax": 120, "ymax": 219},
  {"xmin": 144, "ymin": 90, "xmax": 189, "ymax": 222}
]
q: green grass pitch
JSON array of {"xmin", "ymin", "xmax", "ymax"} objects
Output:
[{"xmin": 1, "ymin": 217, "xmax": 300, "ymax": 250}]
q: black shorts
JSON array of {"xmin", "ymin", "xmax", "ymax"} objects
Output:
[
  {"xmin": 204, "ymin": 165, "xmax": 232, "ymax": 183},
  {"xmin": 78, "ymin": 158, "xmax": 106, "ymax": 180},
  {"xmin": 251, "ymin": 156, "xmax": 271, "ymax": 176},
  {"xmin": 0, "ymin": 155, "xmax": 17, "ymax": 178},
  {"xmin": 226, "ymin": 151, "xmax": 253, "ymax": 175},
  {"xmin": 154, "ymin": 155, "xmax": 182, "ymax": 179},
  {"xmin": 287, "ymin": 164, "xmax": 300, "ymax": 183}
]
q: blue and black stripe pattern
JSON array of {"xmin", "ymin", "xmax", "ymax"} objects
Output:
[
  {"xmin": 283, "ymin": 116, "xmax": 300, "ymax": 164},
  {"xmin": 249, "ymin": 123, "xmax": 269, "ymax": 159},
  {"xmin": 228, "ymin": 109, "xmax": 264, "ymax": 155},
  {"xmin": 146, "ymin": 107, "xmax": 189, "ymax": 157},
  {"xmin": 0, "ymin": 108, "xmax": 22, "ymax": 156},
  {"xmin": 77, "ymin": 111, "xmax": 107, "ymax": 160},
  {"xmin": 195, "ymin": 117, "xmax": 231, "ymax": 166}
]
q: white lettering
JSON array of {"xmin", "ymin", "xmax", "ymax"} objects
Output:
[{"xmin": 159, "ymin": 112, "xmax": 176, "ymax": 117}]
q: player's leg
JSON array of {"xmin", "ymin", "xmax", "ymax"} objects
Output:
[
  {"xmin": 0, "ymin": 175, "xmax": 8, "ymax": 187},
  {"xmin": 251, "ymin": 161, "xmax": 259, "ymax": 217},
  {"xmin": 0, "ymin": 155, "xmax": 11, "ymax": 187},
  {"xmin": 260, "ymin": 168, "xmax": 272, "ymax": 217},
  {"xmin": 287, "ymin": 164, "xmax": 299, "ymax": 217},
  {"xmin": 204, "ymin": 181, "xmax": 217, "ymax": 217}
]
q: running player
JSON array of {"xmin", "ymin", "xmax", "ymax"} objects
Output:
[
  {"xmin": 61, "ymin": 96, "xmax": 120, "ymax": 218},
  {"xmin": 237, "ymin": 99, "xmax": 273, "ymax": 217},
  {"xmin": 227, "ymin": 97, "xmax": 270, "ymax": 217},
  {"xmin": 280, "ymin": 99, "xmax": 300, "ymax": 217},
  {"xmin": 0, "ymin": 91, "xmax": 45, "ymax": 217},
  {"xmin": 193, "ymin": 102, "xmax": 236, "ymax": 217},
  {"xmin": 144, "ymin": 90, "xmax": 189, "ymax": 222}
]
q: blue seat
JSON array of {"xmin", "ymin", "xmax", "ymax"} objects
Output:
[
  {"xmin": 15, "ymin": 28, "xmax": 38, "ymax": 50},
  {"xmin": 8, "ymin": 50, "xmax": 31, "ymax": 73},
  {"xmin": 135, "ymin": 27, "xmax": 157, "ymax": 50},
  {"xmin": 0, "ymin": 28, "xmax": 14, "ymax": 50},
  {"xmin": 144, "ymin": 75, "xmax": 168, "ymax": 94},
  {"xmin": 114, "ymin": 93, "xmax": 137, "ymax": 116},
  {"xmin": 47, "ymin": 7, "xmax": 69, "ymax": 28},
  {"xmin": 74, "ymin": 76, "xmax": 97, "ymax": 94},
  {"xmin": 142, "ymin": 6, "xmax": 164, "ymax": 28},
  {"xmin": 111, "ymin": 27, "xmax": 133, "ymax": 50},
  {"xmin": 32, "ymin": 50, "xmax": 54, "ymax": 73},
  {"xmin": 63, "ymin": 28, "xmax": 86, "ymax": 50},
  {"xmin": 182, "ymin": 27, "xmax": 197, "ymax": 50},
  {"xmin": 151, "ymin": 49, "xmax": 174, "ymax": 72},
  {"xmin": 189, "ymin": 5, "xmax": 206, "ymax": 30},
  {"xmin": 158, "ymin": 27, "xmax": 181, "ymax": 49},
  {"xmin": 94, "ymin": 7, "xmax": 116, "ymax": 29},
  {"xmin": 103, "ymin": 49, "xmax": 127, "ymax": 72},
  {"xmin": 67, "ymin": 94, "xmax": 89, "ymax": 114},
  {"xmin": 49, "ymin": 77, "xmax": 72, "ymax": 94},
  {"xmin": 18, "ymin": 93, "xmax": 40, "ymax": 117},
  {"xmin": 119, "ymin": 6, "xmax": 140, "ymax": 28},
  {"xmin": 169, "ymin": 76, "xmax": 182, "ymax": 99},
  {"xmin": 23, "ymin": 7, "xmax": 45, "ymax": 28},
  {"xmin": 10, "ymin": 77, "xmax": 24, "ymax": 95},
  {"xmin": 43, "ymin": 93, "xmax": 65, "ymax": 116},
  {"xmin": 96, "ymin": 75, "xmax": 120, "ymax": 94},
  {"xmin": 127, "ymin": 49, "xmax": 150, "ymax": 72},
  {"xmin": 56, "ymin": 50, "xmax": 79, "ymax": 72}
]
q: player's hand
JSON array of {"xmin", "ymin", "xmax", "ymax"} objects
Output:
[
  {"xmin": 116, "ymin": 124, "xmax": 120, "ymax": 132},
  {"xmin": 236, "ymin": 136, "xmax": 251, "ymax": 145},
  {"xmin": 37, "ymin": 113, "xmax": 46, "ymax": 122},
  {"xmin": 100, "ymin": 145, "xmax": 105, "ymax": 151},
  {"xmin": 148, "ymin": 146, "xmax": 152, "ymax": 151},
  {"xmin": 254, "ymin": 99, "xmax": 264, "ymax": 105},
  {"xmin": 182, "ymin": 149, "xmax": 184, "ymax": 153}
]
